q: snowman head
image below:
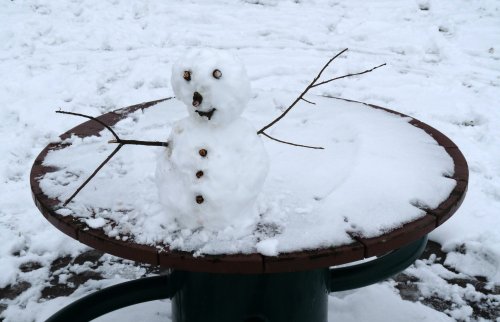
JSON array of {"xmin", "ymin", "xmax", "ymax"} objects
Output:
[{"xmin": 171, "ymin": 48, "xmax": 251, "ymax": 125}]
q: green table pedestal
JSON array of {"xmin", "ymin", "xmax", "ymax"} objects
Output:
[{"xmin": 172, "ymin": 269, "xmax": 329, "ymax": 322}]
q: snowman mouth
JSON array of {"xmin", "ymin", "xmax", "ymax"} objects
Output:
[
  {"xmin": 195, "ymin": 108, "xmax": 216, "ymax": 120},
  {"xmin": 192, "ymin": 92, "xmax": 203, "ymax": 107}
]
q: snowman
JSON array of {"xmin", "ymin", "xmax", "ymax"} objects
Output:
[{"xmin": 155, "ymin": 49, "xmax": 269, "ymax": 234}]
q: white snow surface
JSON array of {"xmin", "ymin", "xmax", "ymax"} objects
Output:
[
  {"xmin": 1, "ymin": 0, "xmax": 499, "ymax": 321},
  {"xmin": 39, "ymin": 95, "xmax": 455, "ymax": 254}
]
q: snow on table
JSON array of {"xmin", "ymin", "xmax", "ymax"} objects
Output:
[{"xmin": 39, "ymin": 93, "xmax": 456, "ymax": 256}]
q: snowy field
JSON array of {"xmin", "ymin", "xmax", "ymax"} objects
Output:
[{"xmin": 1, "ymin": 0, "xmax": 499, "ymax": 321}]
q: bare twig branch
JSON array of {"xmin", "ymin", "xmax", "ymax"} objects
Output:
[
  {"xmin": 311, "ymin": 63, "xmax": 386, "ymax": 88},
  {"xmin": 56, "ymin": 110, "xmax": 120, "ymax": 140},
  {"xmin": 260, "ymin": 132, "xmax": 324, "ymax": 150},
  {"xmin": 56, "ymin": 110, "xmax": 168, "ymax": 206},
  {"xmin": 300, "ymin": 97, "xmax": 316, "ymax": 105},
  {"xmin": 109, "ymin": 139, "xmax": 168, "ymax": 147},
  {"xmin": 57, "ymin": 110, "xmax": 168, "ymax": 147},
  {"xmin": 257, "ymin": 48, "xmax": 349, "ymax": 135},
  {"xmin": 63, "ymin": 143, "xmax": 124, "ymax": 206},
  {"xmin": 257, "ymin": 49, "xmax": 386, "ymax": 152}
]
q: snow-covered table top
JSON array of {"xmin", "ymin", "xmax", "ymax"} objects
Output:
[{"xmin": 30, "ymin": 94, "xmax": 468, "ymax": 273}]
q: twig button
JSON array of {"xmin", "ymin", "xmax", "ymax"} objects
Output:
[{"xmin": 199, "ymin": 149, "xmax": 207, "ymax": 157}]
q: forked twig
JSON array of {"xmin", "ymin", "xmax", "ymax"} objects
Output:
[
  {"xmin": 56, "ymin": 110, "xmax": 168, "ymax": 147},
  {"xmin": 257, "ymin": 48, "xmax": 348, "ymax": 136},
  {"xmin": 257, "ymin": 48, "xmax": 386, "ymax": 150},
  {"xmin": 56, "ymin": 110, "xmax": 168, "ymax": 205}
]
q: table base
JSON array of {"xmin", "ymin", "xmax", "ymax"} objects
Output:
[{"xmin": 44, "ymin": 236, "xmax": 427, "ymax": 322}]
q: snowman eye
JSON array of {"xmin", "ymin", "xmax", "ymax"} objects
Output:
[
  {"xmin": 183, "ymin": 71, "xmax": 191, "ymax": 81},
  {"xmin": 212, "ymin": 69, "xmax": 222, "ymax": 79}
]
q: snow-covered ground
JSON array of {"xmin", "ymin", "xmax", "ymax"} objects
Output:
[{"xmin": 1, "ymin": 0, "xmax": 499, "ymax": 321}]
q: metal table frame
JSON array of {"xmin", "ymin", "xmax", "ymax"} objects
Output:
[{"xmin": 45, "ymin": 236, "xmax": 427, "ymax": 322}]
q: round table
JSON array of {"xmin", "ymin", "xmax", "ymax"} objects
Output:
[{"xmin": 30, "ymin": 98, "xmax": 468, "ymax": 322}]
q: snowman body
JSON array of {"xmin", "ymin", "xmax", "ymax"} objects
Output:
[{"xmin": 156, "ymin": 49, "xmax": 269, "ymax": 232}]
